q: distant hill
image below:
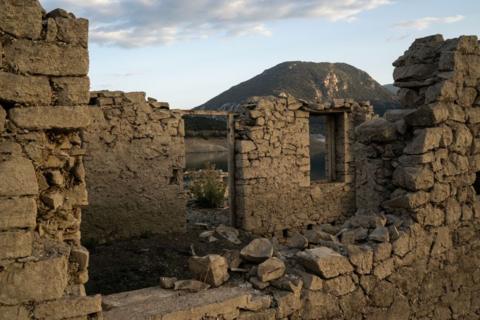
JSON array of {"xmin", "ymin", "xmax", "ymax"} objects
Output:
[
  {"xmin": 196, "ymin": 61, "xmax": 399, "ymax": 115},
  {"xmin": 383, "ymin": 83, "xmax": 399, "ymax": 95}
]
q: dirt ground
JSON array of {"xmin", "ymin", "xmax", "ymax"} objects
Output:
[{"xmin": 86, "ymin": 207, "xmax": 251, "ymax": 295}]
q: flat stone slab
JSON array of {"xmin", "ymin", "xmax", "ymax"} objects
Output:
[
  {"xmin": 9, "ymin": 106, "xmax": 91, "ymax": 130},
  {"xmin": 103, "ymin": 286, "xmax": 253, "ymax": 320}
]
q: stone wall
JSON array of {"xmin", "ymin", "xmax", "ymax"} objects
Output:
[
  {"xmin": 82, "ymin": 91, "xmax": 186, "ymax": 243},
  {"xmin": 349, "ymin": 34, "xmax": 480, "ymax": 319},
  {"xmin": 104, "ymin": 34, "xmax": 480, "ymax": 320},
  {"xmin": 0, "ymin": 1, "xmax": 102, "ymax": 319},
  {"xmin": 234, "ymin": 95, "xmax": 374, "ymax": 234}
]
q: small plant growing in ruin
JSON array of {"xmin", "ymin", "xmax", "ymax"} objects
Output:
[{"xmin": 190, "ymin": 164, "xmax": 226, "ymax": 208}]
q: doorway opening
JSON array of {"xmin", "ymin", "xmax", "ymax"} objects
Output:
[{"xmin": 183, "ymin": 112, "xmax": 236, "ymax": 227}]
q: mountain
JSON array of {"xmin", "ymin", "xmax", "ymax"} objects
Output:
[
  {"xmin": 383, "ymin": 83, "xmax": 399, "ymax": 95},
  {"xmin": 197, "ymin": 61, "xmax": 399, "ymax": 115}
]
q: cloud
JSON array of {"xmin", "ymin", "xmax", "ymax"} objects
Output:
[
  {"xmin": 394, "ymin": 15, "xmax": 464, "ymax": 31},
  {"xmin": 41, "ymin": 0, "xmax": 391, "ymax": 47}
]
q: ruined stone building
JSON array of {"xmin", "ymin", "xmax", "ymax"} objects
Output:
[{"xmin": 0, "ymin": 0, "xmax": 479, "ymax": 319}]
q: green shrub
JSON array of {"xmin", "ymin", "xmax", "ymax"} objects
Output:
[{"xmin": 190, "ymin": 165, "xmax": 226, "ymax": 208}]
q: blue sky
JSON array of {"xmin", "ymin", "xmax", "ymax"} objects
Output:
[{"xmin": 41, "ymin": 0, "xmax": 480, "ymax": 108}]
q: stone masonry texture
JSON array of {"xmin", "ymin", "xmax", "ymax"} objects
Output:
[
  {"xmin": 82, "ymin": 91, "xmax": 186, "ymax": 243},
  {"xmin": 0, "ymin": 1, "xmax": 102, "ymax": 319},
  {"xmin": 234, "ymin": 95, "xmax": 374, "ymax": 235},
  {"xmin": 104, "ymin": 35, "xmax": 480, "ymax": 320},
  {"xmin": 1, "ymin": 0, "xmax": 480, "ymax": 318}
]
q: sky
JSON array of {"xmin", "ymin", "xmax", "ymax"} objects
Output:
[{"xmin": 41, "ymin": 0, "xmax": 480, "ymax": 109}]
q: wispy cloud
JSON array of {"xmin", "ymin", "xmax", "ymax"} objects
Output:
[
  {"xmin": 394, "ymin": 15, "xmax": 465, "ymax": 30},
  {"xmin": 42, "ymin": 0, "xmax": 391, "ymax": 47}
]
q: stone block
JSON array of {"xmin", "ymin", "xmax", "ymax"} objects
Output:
[
  {"xmin": 45, "ymin": 17, "xmax": 58, "ymax": 42},
  {"xmin": 431, "ymin": 227, "xmax": 452, "ymax": 256},
  {"xmin": 240, "ymin": 238, "xmax": 273, "ymax": 263},
  {"xmin": 373, "ymin": 257, "xmax": 394, "ymax": 280},
  {"xmin": 0, "ymin": 256, "xmax": 68, "ymax": 304},
  {"xmin": 34, "ymin": 295, "xmax": 102, "ymax": 320},
  {"xmin": 41, "ymin": 190, "xmax": 64, "ymax": 210},
  {"xmin": 347, "ymin": 245, "xmax": 373, "ymax": 275},
  {"xmin": 373, "ymin": 242, "xmax": 392, "ymax": 262},
  {"xmin": 9, "ymin": 106, "xmax": 91, "ymax": 130},
  {"xmin": 424, "ymin": 81, "xmax": 457, "ymax": 103},
  {"xmin": 392, "ymin": 166, "xmax": 434, "ymax": 191},
  {"xmin": 0, "ymin": 72, "xmax": 52, "ymax": 105},
  {"xmin": 257, "ymin": 257, "xmax": 285, "ymax": 282},
  {"xmin": 0, "ymin": 157, "xmax": 39, "ymax": 196},
  {"xmin": 383, "ymin": 191, "xmax": 430, "ymax": 209},
  {"xmin": 404, "ymin": 128, "xmax": 443, "ymax": 154},
  {"xmin": 404, "ymin": 103, "xmax": 449, "ymax": 126},
  {"xmin": 52, "ymin": 77, "xmax": 90, "ymax": 105},
  {"xmin": 70, "ymin": 246, "xmax": 90, "ymax": 271},
  {"xmin": 393, "ymin": 63, "xmax": 437, "ymax": 82},
  {"xmin": 4, "ymin": 39, "xmax": 89, "ymax": 76},
  {"xmin": 298, "ymin": 271, "xmax": 324, "ymax": 290},
  {"xmin": 458, "ymin": 87, "xmax": 478, "ymax": 107},
  {"xmin": 238, "ymin": 309, "xmax": 276, "ymax": 320},
  {"xmin": 54, "ymin": 17, "xmax": 89, "ymax": 47},
  {"xmin": 297, "ymin": 247, "xmax": 353, "ymax": 279},
  {"xmin": 0, "ymin": 197, "xmax": 37, "ymax": 230},
  {"xmin": 237, "ymin": 140, "xmax": 257, "ymax": 153},
  {"xmin": 397, "ymin": 89, "xmax": 424, "ymax": 108},
  {"xmin": 188, "ymin": 254, "xmax": 229, "ymax": 287},
  {"xmin": 0, "ymin": 231, "xmax": 32, "ymax": 259},
  {"xmin": 424, "ymin": 207, "xmax": 445, "ymax": 227},
  {"xmin": 369, "ymin": 226, "xmax": 390, "ymax": 243},
  {"xmin": 450, "ymin": 123, "xmax": 473, "ymax": 153},
  {"xmin": 431, "ymin": 183, "xmax": 450, "ymax": 203},
  {"xmin": 274, "ymin": 291, "xmax": 302, "ymax": 318},
  {"xmin": 392, "ymin": 232, "xmax": 410, "ymax": 257},
  {"xmin": 384, "ymin": 109, "xmax": 415, "ymax": 122},
  {"xmin": 0, "ymin": 0, "xmax": 43, "ymax": 39},
  {"xmin": 355, "ymin": 118, "xmax": 397, "ymax": 143},
  {"xmin": 302, "ymin": 291, "xmax": 341, "ymax": 319},
  {"xmin": 466, "ymin": 107, "xmax": 480, "ymax": 124},
  {"xmin": 0, "ymin": 305, "xmax": 29, "ymax": 320},
  {"xmin": 324, "ymin": 275, "xmax": 356, "ymax": 296},
  {"xmin": 124, "ymin": 92, "xmax": 146, "ymax": 104}
]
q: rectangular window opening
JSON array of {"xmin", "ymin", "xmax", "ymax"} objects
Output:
[{"xmin": 309, "ymin": 114, "xmax": 337, "ymax": 182}]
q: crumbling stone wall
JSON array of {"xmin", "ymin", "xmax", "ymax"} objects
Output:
[
  {"xmin": 349, "ymin": 34, "xmax": 480, "ymax": 319},
  {"xmin": 82, "ymin": 91, "xmax": 186, "ymax": 243},
  {"xmin": 0, "ymin": 1, "xmax": 102, "ymax": 318},
  {"xmin": 106, "ymin": 34, "xmax": 480, "ymax": 320},
  {"xmin": 234, "ymin": 96, "xmax": 374, "ymax": 234}
]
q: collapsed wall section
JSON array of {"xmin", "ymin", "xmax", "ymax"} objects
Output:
[
  {"xmin": 0, "ymin": 1, "xmax": 102, "ymax": 318},
  {"xmin": 82, "ymin": 91, "xmax": 186, "ymax": 243},
  {"xmin": 351, "ymin": 34, "xmax": 480, "ymax": 318},
  {"xmin": 234, "ymin": 95, "xmax": 374, "ymax": 234}
]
